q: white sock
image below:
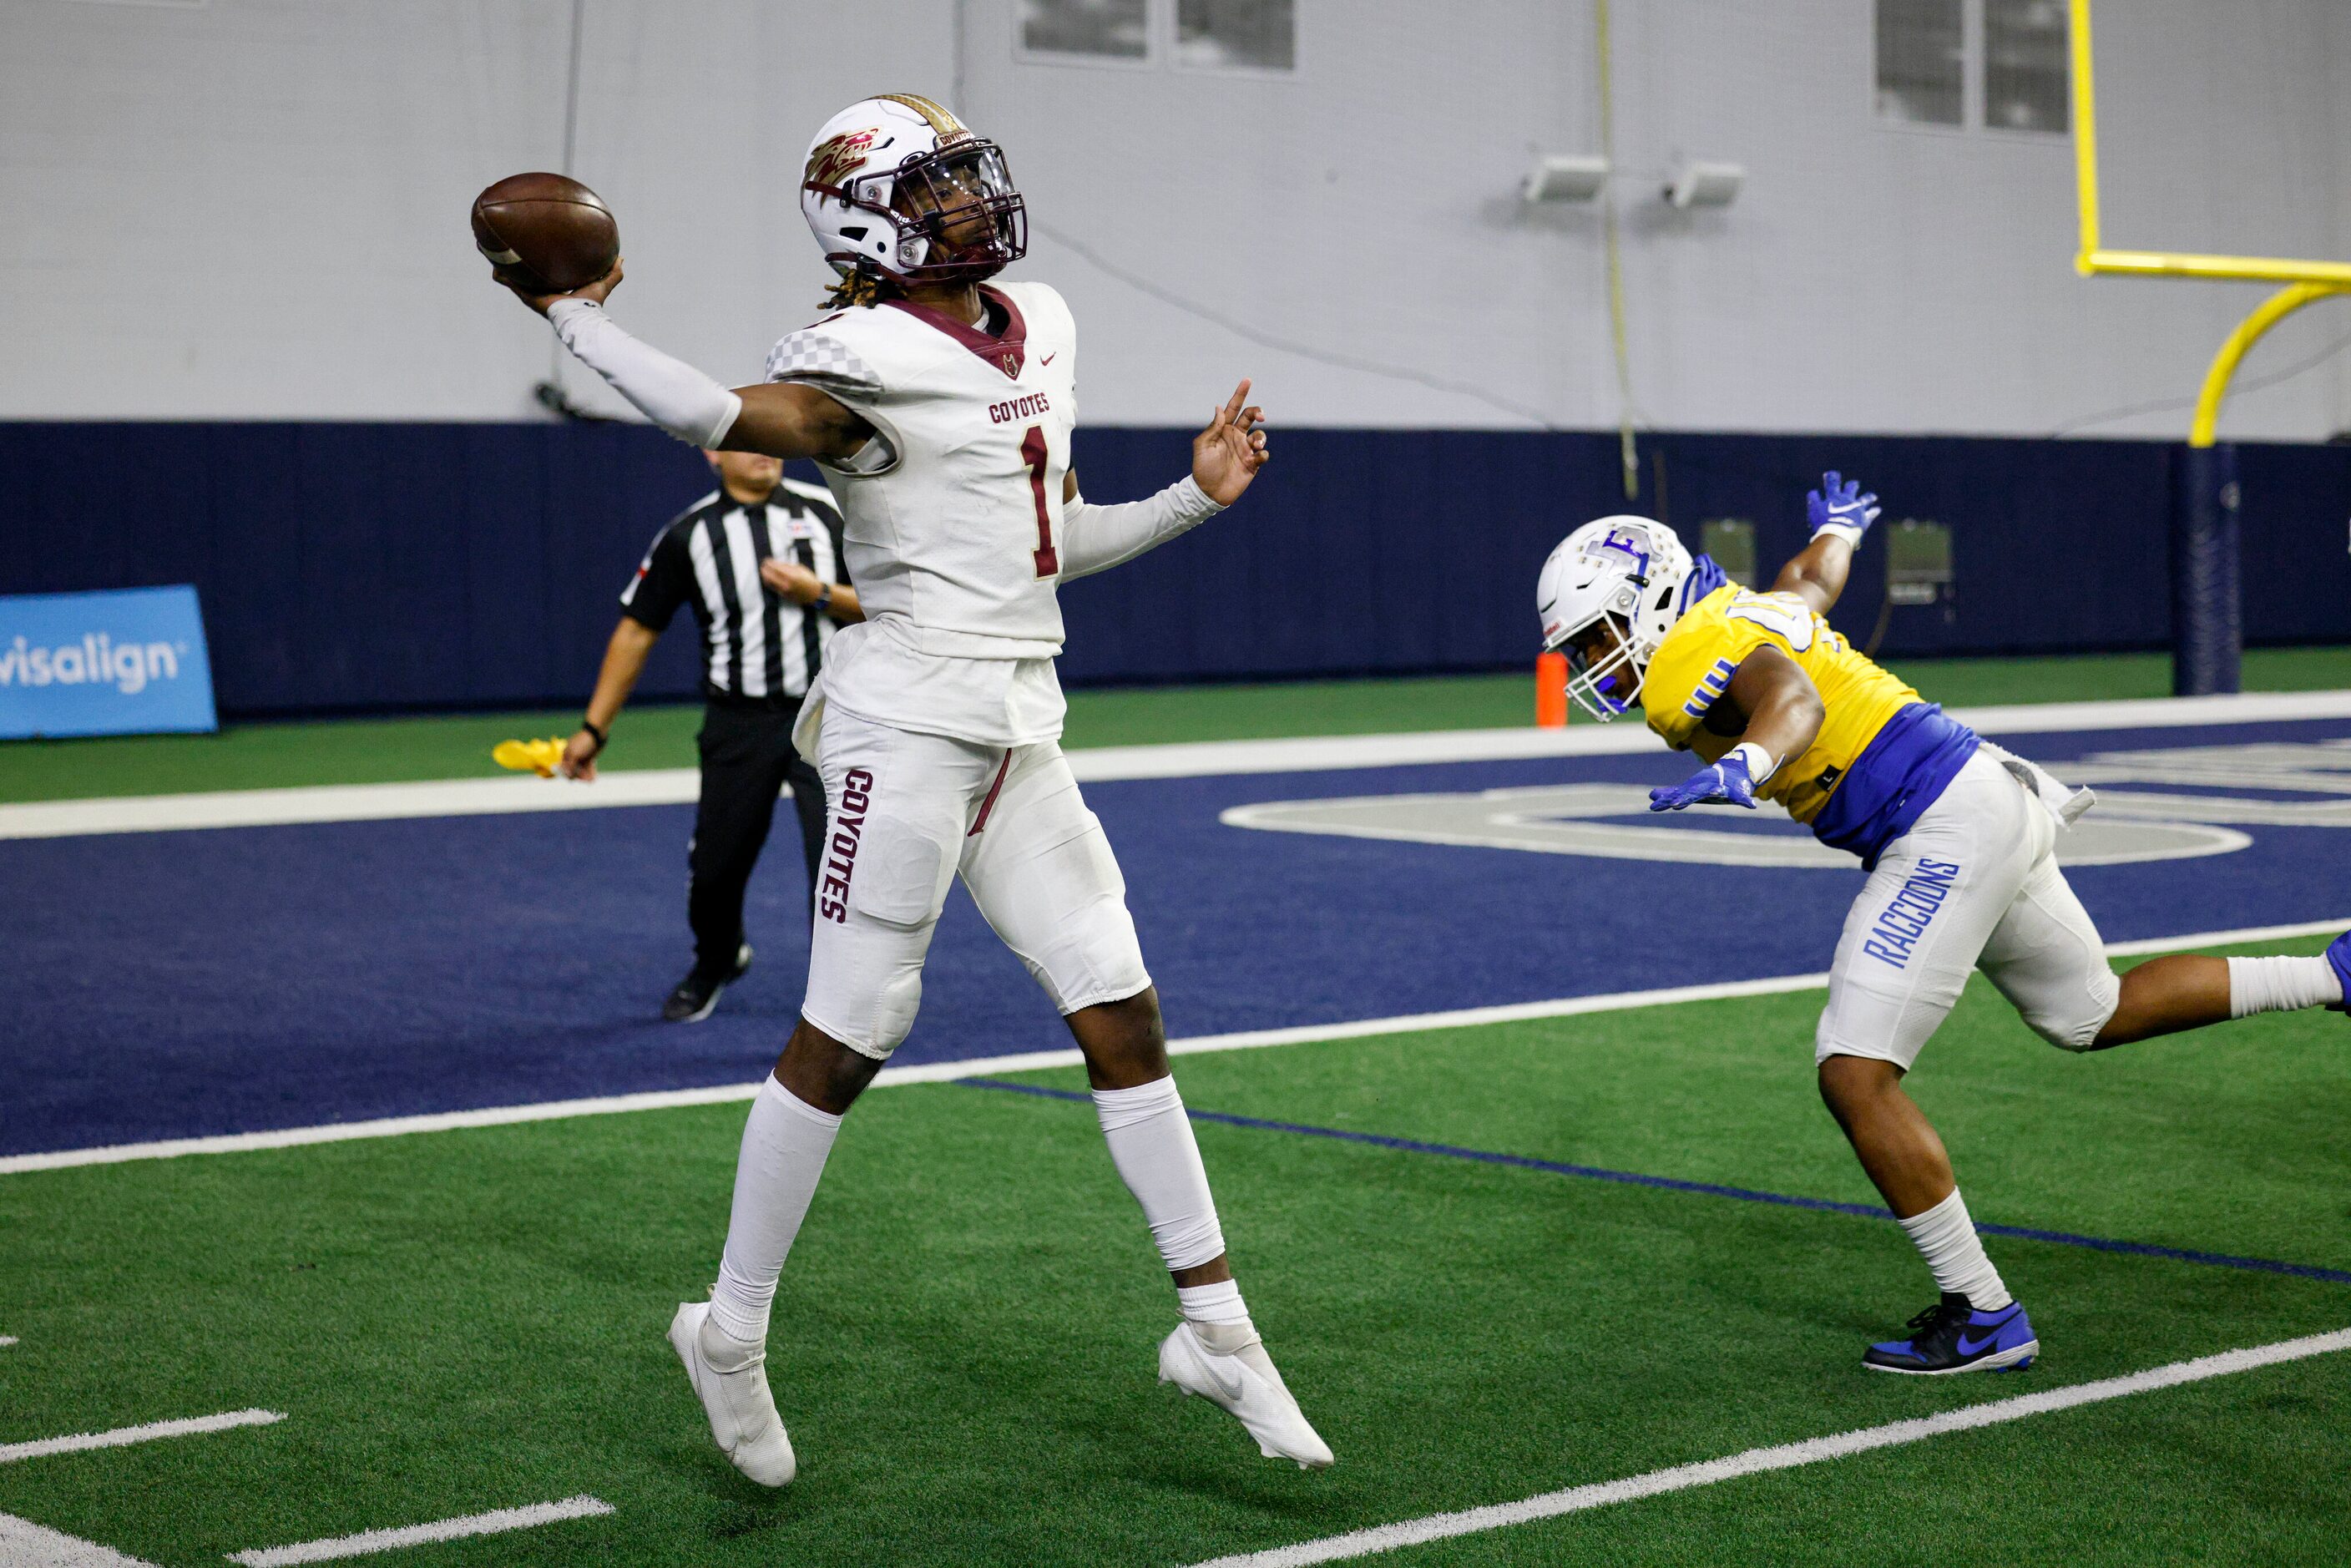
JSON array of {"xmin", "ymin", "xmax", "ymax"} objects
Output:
[
  {"xmin": 1896, "ymin": 1188, "xmax": 2012, "ymax": 1311},
  {"xmin": 709, "ymin": 1076, "xmax": 843, "ymax": 1344},
  {"xmin": 2227, "ymin": 955, "xmax": 2340, "ymax": 1018},
  {"xmin": 1176, "ymin": 1278, "xmax": 1252, "ymax": 1329},
  {"xmin": 1093, "ymin": 1075, "xmax": 1229, "ymax": 1277}
]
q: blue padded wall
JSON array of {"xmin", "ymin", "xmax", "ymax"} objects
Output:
[{"xmin": 1, "ymin": 422, "xmax": 2344, "ymax": 716}]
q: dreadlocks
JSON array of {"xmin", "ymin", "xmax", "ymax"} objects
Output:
[{"xmin": 822, "ymin": 268, "xmax": 898, "ymax": 311}]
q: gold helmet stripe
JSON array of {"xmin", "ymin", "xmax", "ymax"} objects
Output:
[{"xmin": 874, "ymin": 93, "xmax": 969, "ymax": 142}]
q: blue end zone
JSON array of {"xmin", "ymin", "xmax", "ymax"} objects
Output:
[{"xmin": 3, "ymin": 713, "xmax": 2347, "ymax": 1155}]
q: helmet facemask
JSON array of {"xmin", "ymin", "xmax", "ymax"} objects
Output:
[
  {"xmin": 814, "ymin": 137, "xmax": 1027, "ymax": 288},
  {"xmin": 1552, "ymin": 610, "xmax": 1644, "ymax": 721}
]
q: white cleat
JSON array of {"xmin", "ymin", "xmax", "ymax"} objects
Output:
[
  {"xmin": 1157, "ymin": 1320, "xmax": 1334, "ymax": 1470},
  {"xmin": 667, "ymin": 1300, "xmax": 796, "ymax": 1487}
]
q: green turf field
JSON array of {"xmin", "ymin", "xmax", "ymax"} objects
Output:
[
  {"xmin": 4, "ymin": 646, "xmax": 2349, "ymax": 804},
  {"xmin": 4, "ymin": 937, "xmax": 2345, "ymax": 1566}
]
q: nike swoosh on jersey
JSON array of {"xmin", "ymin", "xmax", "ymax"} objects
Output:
[{"xmin": 1040, "ymin": 352, "xmax": 1056, "ymax": 365}]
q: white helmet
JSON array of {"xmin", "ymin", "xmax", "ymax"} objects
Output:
[
  {"xmin": 1535, "ymin": 516, "xmax": 1699, "ymax": 721},
  {"xmin": 800, "ymin": 94, "xmax": 1026, "ymax": 292}
]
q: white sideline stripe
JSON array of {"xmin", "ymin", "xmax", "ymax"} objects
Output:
[
  {"xmin": 1190, "ymin": 1327, "xmax": 2351, "ymax": 1568},
  {"xmin": 3, "ymin": 917, "xmax": 2336, "ymax": 1180},
  {"xmin": 0, "ymin": 771, "xmax": 705, "ymax": 842},
  {"xmin": 0, "ymin": 1409, "xmax": 283, "ymax": 1465},
  {"xmin": 0, "ymin": 976, "xmax": 1853, "ymax": 1178},
  {"xmin": 8, "ymin": 690, "xmax": 2348, "ymax": 842},
  {"xmin": 227, "ymin": 1496, "xmax": 613, "ymax": 1566},
  {"xmin": 0, "ymin": 1512, "xmax": 160, "ymax": 1567}
]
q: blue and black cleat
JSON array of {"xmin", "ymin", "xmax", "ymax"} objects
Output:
[
  {"xmin": 1862, "ymin": 1293, "xmax": 2038, "ymax": 1375},
  {"xmin": 2325, "ymin": 930, "xmax": 2351, "ymax": 1012}
]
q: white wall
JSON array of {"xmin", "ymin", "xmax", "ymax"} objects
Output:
[{"xmin": 2, "ymin": 0, "xmax": 2344, "ymax": 438}]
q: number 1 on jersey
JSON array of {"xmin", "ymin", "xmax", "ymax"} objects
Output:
[{"xmin": 1021, "ymin": 426, "xmax": 1058, "ymax": 578}]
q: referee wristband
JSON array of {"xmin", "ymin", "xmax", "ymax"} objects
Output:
[{"xmin": 811, "ymin": 584, "xmax": 832, "ymax": 615}]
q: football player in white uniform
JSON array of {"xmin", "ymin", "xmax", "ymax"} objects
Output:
[
  {"xmin": 1534, "ymin": 476, "xmax": 2351, "ymax": 1375},
  {"xmin": 489, "ymin": 94, "xmax": 1332, "ymax": 1481}
]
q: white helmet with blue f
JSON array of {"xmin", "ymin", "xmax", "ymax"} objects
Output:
[{"xmin": 1535, "ymin": 516, "xmax": 1700, "ymax": 721}]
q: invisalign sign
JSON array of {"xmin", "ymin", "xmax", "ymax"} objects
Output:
[{"xmin": 0, "ymin": 587, "xmax": 217, "ymax": 738}]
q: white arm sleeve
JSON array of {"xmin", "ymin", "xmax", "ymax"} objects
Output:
[
  {"xmin": 547, "ymin": 299, "xmax": 742, "ymax": 448},
  {"xmin": 1059, "ymin": 475, "xmax": 1225, "ymax": 582}
]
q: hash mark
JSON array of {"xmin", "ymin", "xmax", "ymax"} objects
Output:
[{"xmin": 229, "ymin": 1496, "xmax": 614, "ymax": 1565}]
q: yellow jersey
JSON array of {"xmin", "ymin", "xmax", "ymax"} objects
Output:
[{"xmin": 1643, "ymin": 585, "xmax": 1931, "ymax": 827}]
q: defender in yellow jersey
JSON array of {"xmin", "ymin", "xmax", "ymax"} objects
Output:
[
  {"xmin": 1534, "ymin": 473, "xmax": 2351, "ymax": 1376},
  {"xmin": 1641, "ymin": 584, "xmax": 1923, "ymax": 832}
]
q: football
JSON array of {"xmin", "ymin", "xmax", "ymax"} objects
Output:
[{"xmin": 469, "ymin": 172, "xmax": 619, "ymax": 294}]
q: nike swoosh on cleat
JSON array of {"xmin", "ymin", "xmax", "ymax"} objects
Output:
[
  {"xmin": 1956, "ymin": 1329, "xmax": 2005, "ymax": 1357},
  {"xmin": 1203, "ymin": 1358, "xmax": 1246, "ymax": 1402}
]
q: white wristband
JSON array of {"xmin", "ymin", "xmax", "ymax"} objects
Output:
[
  {"xmin": 1813, "ymin": 523, "xmax": 1865, "ymax": 549},
  {"xmin": 1728, "ymin": 741, "xmax": 1780, "ymax": 783},
  {"xmin": 547, "ymin": 299, "xmax": 741, "ymax": 448}
]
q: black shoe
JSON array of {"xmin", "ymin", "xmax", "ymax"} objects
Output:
[
  {"xmin": 1862, "ymin": 1292, "xmax": 2039, "ymax": 1375},
  {"xmin": 663, "ymin": 943, "xmax": 754, "ymax": 1023}
]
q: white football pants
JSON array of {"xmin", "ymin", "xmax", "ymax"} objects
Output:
[
  {"xmin": 801, "ymin": 705, "xmax": 1151, "ymax": 1059},
  {"xmin": 1817, "ymin": 750, "xmax": 2121, "ymax": 1070}
]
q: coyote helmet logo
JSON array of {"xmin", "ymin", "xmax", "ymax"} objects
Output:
[{"xmin": 806, "ymin": 129, "xmax": 878, "ymax": 190}]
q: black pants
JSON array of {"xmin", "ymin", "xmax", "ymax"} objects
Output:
[{"xmin": 688, "ymin": 695, "xmax": 827, "ymax": 978}]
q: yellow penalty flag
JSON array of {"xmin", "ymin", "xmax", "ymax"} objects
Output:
[{"xmin": 492, "ymin": 737, "xmax": 566, "ymax": 778}]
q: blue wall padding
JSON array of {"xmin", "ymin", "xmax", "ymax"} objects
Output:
[{"xmin": 2, "ymin": 422, "xmax": 2343, "ymax": 715}]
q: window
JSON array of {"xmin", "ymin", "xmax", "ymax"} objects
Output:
[
  {"xmin": 1700, "ymin": 519, "xmax": 1757, "ymax": 587},
  {"xmin": 1020, "ymin": 0, "xmax": 1149, "ymax": 62},
  {"xmin": 1019, "ymin": 0, "xmax": 1295, "ymax": 74},
  {"xmin": 1875, "ymin": 0, "xmax": 1963, "ymax": 126},
  {"xmin": 1884, "ymin": 520, "xmax": 1954, "ymax": 607},
  {"xmin": 1984, "ymin": 0, "xmax": 2069, "ymax": 133},
  {"xmin": 1875, "ymin": 0, "xmax": 2066, "ymax": 134},
  {"xmin": 1176, "ymin": 0, "xmax": 1295, "ymax": 72}
]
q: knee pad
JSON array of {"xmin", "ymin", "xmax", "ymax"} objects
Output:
[
  {"xmin": 1040, "ymin": 896, "xmax": 1150, "ymax": 1014},
  {"xmin": 2031, "ymin": 969, "xmax": 2119, "ymax": 1054},
  {"xmin": 863, "ymin": 967, "xmax": 923, "ymax": 1059}
]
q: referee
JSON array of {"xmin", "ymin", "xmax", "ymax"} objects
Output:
[{"xmin": 560, "ymin": 448, "xmax": 861, "ymax": 1021}]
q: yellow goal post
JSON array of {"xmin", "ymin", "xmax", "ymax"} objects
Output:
[
  {"xmin": 2069, "ymin": 0, "xmax": 2348, "ymax": 449},
  {"xmin": 2067, "ymin": 0, "xmax": 2348, "ymax": 695}
]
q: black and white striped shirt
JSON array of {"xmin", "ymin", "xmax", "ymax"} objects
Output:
[{"xmin": 619, "ymin": 478, "xmax": 847, "ymax": 701}]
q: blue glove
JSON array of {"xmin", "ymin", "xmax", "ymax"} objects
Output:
[
  {"xmin": 1806, "ymin": 470, "xmax": 1880, "ymax": 546},
  {"xmin": 1648, "ymin": 748, "xmax": 1762, "ymax": 811}
]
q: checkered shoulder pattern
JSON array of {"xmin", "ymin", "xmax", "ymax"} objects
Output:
[{"xmin": 765, "ymin": 328, "xmax": 884, "ymax": 399}]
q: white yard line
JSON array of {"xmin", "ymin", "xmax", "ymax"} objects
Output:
[
  {"xmin": 8, "ymin": 690, "xmax": 2348, "ymax": 842},
  {"xmin": 0, "ymin": 1409, "xmax": 282, "ymax": 1466},
  {"xmin": 0, "ymin": 1512, "xmax": 160, "ymax": 1567},
  {"xmin": 227, "ymin": 1496, "xmax": 613, "ymax": 1567},
  {"xmin": 3, "ymin": 918, "xmax": 2336, "ymax": 1180},
  {"xmin": 1188, "ymin": 1326, "xmax": 2351, "ymax": 1568}
]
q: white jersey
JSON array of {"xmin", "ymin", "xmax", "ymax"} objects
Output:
[{"xmin": 767, "ymin": 279, "xmax": 1079, "ymax": 746}]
